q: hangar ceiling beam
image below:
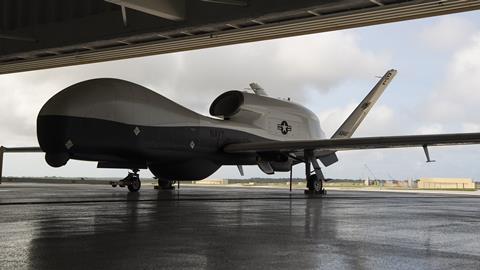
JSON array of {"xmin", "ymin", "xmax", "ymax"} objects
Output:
[
  {"xmin": 0, "ymin": 34, "xmax": 36, "ymax": 42},
  {"xmin": 104, "ymin": 0, "xmax": 185, "ymax": 21},
  {"xmin": 1, "ymin": 0, "xmax": 480, "ymax": 75},
  {"xmin": 369, "ymin": 0, "xmax": 384, "ymax": 6},
  {"xmin": 200, "ymin": 0, "xmax": 248, "ymax": 6}
]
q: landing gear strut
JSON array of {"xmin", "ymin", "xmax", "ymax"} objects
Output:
[
  {"xmin": 304, "ymin": 151, "xmax": 327, "ymax": 195},
  {"xmin": 111, "ymin": 170, "xmax": 141, "ymax": 192}
]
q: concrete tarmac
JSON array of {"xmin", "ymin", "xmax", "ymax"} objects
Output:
[{"xmin": 0, "ymin": 183, "xmax": 480, "ymax": 270}]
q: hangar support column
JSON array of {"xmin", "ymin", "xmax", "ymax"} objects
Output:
[
  {"xmin": 0, "ymin": 147, "xmax": 43, "ymax": 184},
  {"xmin": 0, "ymin": 146, "xmax": 4, "ymax": 184}
]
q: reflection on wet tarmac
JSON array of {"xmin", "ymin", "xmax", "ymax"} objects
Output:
[{"xmin": 0, "ymin": 184, "xmax": 479, "ymax": 269}]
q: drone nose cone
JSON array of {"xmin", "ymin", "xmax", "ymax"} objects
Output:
[
  {"xmin": 37, "ymin": 114, "xmax": 71, "ymax": 167},
  {"xmin": 36, "ymin": 87, "xmax": 76, "ymax": 164},
  {"xmin": 45, "ymin": 152, "xmax": 69, "ymax": 167}
]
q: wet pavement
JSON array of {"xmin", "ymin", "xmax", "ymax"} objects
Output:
[{"xmin": 0, "ymin": 183, "xmax": 479, "ymax": 270}]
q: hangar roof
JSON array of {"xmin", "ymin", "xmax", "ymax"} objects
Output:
[{"xmin": 0, "ymin": 0, "xmax": 479, "ymax": 74}]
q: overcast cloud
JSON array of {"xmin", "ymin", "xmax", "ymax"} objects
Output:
[{"xmin": 425, "ymin": 33, "xmax": 480, "ymax": 128}]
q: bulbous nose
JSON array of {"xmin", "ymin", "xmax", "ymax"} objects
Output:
[
  {"xmin": 37, "ymin": 114, "xmax": 71, "ymax": 167},
  {"xmin": 45, "ymin": 152, "xmax": 69, "ymax": 167}
]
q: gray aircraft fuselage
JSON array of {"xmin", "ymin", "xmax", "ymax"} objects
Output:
[{"xmin": 37, "ymin": 78, "xmax": 324, "ymax": 180}]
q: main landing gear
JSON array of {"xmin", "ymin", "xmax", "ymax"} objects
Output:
[
  {"xmin": 304, "ymin": 151, "xmax": 327, "ymax": 195},
  {"xmin": 156, "ymin": 178, "xmax": 176, "ymax": 190},
  {"xmin": 111, "ymin": 170, "xmax": 141, "ymax": 192}
]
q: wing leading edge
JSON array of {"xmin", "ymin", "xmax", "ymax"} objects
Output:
[{"xmin": 223, "ymin": 133, "xmax": 480, "ymax": 153}]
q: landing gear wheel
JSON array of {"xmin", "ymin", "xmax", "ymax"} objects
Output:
[
  {"xmin": 127, "ymin": 175, "xmax": 141, "ymax": 192},
  {"xmin": 157, "ymin": 179, "xmax": 175, "ymax": 190},
  {"xmin": 307, "ymin": 174, "xmax": 321, "ymax": 191},
  {"xmin": 306, "ymin": 174, "xmax": 325, "ymax": 195},
  {"xmin": 303, "ymin": 153, "xmax": 327, "ymax": 196}
]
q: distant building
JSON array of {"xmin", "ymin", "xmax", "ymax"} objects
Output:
[
  {"xmin": 196, "ymin": 179, "xmax": 228, "ymax": 185},
  {"xmin": 418, "ymin": 178, "xmax": 475, "ymax": 190}
]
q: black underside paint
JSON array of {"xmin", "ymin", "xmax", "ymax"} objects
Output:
[{"xmin": 37, "ymin": 115, "xmax": 271, "ymax": 180}]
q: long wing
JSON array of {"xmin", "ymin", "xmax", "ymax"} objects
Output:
[{"xmin": 223, "ymin": 133, "xmax": 480, "ymax": 153}]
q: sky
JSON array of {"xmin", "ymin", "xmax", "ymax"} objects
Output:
[{"xmin": 2, "ymin": 11, "xmax": 480, "ymax": 181}]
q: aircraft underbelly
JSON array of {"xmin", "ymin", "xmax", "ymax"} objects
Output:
[{"xmin": 37, "ymin": 115, "xmax": 262, "ymax": 166}]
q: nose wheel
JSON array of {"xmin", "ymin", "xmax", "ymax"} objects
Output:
[{"xmin": 127, "ymin": 173, "xmax": 141, "ymax": 192}]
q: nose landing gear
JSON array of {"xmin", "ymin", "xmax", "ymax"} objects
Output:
[{"xmin": 127, "ymin": 173, "xmax": 141, "ymax": 192}]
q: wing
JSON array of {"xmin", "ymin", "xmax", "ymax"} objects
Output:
[
  {"xmin": 0, "ymin": 146, "xmax": 43, "ymax": 153},
  {"xmin": 223, "ymin": 133, "xmax": 480, "ymax": 153},
  {"xmin": 332, "ymin": 69, "xmax": 397, "ymax": 139}
]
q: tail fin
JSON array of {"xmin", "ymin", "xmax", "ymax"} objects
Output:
[{"xmin": 332, "ymin": 69, "xmax": 397, "ymax": 139}]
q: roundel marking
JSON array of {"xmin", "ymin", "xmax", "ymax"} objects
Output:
[{"xmin": 277, "ymin": 121, "xmax": 292, "ymax": 135}]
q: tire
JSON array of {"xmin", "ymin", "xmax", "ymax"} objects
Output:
[
  {"xmin": 307, "ymin": 174, "xmax": 322, "ymax": 192},
  {"xmin": 307, "ymin": 174, "xmax": 315, "ymax": 190},
  {"xmin": 158, "ymin": 179, "xmax": 175, "ymax": 190},
  {"xmin": 128, "ymin": 176, "xmax": 141, "ymax": 192}
]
